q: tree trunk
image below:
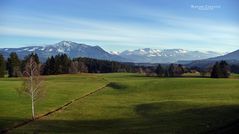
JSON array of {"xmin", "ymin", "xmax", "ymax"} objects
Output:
[
  {"xmin": 31, "ymin": 92, "xmax": 35, "ymax": 119},
  {"xmin": 30, "ymin": 68, "xmax": 35, "ymax": 120}
]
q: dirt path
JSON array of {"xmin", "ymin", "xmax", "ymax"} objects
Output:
[{"xmin": 1, "ymin": 82, "xmax": 110, "ymax": 134}]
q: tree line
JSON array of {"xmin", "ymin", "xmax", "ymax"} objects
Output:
[
  {"xmin": 0, "ymin": 52, "xmax": 135, "ymax": 77},
  {"xmin": 138, "ymin": 64, "xmax": 185, "ymax": 77},
  {"xmin": 0, "ymin": 52, "xmax": 232, "ymax": 78},
  {"xmin": 210, "ymin": 61, "xmax": 230, "ymax": 78},
  {"xmin": 152, "ymin": 61, "xmax": 230, "ymax": 78}
]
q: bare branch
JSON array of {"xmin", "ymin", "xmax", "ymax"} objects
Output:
[{"xmin": 17, "ymin": 56, "xmax": 45, "ymax": 120}]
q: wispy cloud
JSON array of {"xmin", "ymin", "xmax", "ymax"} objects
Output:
[{"xmin": 0, "ymin": 4, "xmax": 238, "ymax": 52}]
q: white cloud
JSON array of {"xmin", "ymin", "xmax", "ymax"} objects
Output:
[{"xmin": 0, "ymin": 8, "xmax": 238, "ymax": 52}]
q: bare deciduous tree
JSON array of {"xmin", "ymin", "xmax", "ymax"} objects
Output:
[
  {"xmin": 17, "ymin": 57, "xmax": 44, "ymax": 119},
  {"xmin": 69, "ymin": 61, "xmax": 79, "ymax": 74}
]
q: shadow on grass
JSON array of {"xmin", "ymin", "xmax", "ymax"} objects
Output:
[
  {"xmin": 107, "ymin": 82, "xmax": 128, "ymax": 90},
  {"xmin": 2, "ymin": 102, "xmax": 239, "ymax": 134},
  {"xmin": 135, "ymin": 101, "xmax": 239, "ymax": 134}
]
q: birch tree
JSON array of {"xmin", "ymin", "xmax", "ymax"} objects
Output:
[{"xmin": 18, "ymin": 57, "xmax": 44, "ymax": 119}]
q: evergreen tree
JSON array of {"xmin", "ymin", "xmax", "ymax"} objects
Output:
[
  {"xmin": 43, "ymin": 56, "xmax": 56, "ymax": 75},
  {"xmin": 21, "ymin": 53, "xmax": 40, "ymax": 72},
  {"xmin": 0, "ymin": 54, "xmax": 5, "ymax": 77},
  {"xmin": 176, "ymin": 64, "xmax": 184, "ymax": 76},
  {"xmin": 49, "ymin": 56, "xmax": 56, "ymax": 74},
  {"xmin": 167, "ymin": 64, "xmax": 176, "ymax": 77},
  {"xmin": 43, "ymin": 57, "xmax": 51, "ymax": 75},
  {"xmin": 219, "ymin": 60, "xmax": 230, "ymax": 78},
  {"xmin": 53, "ymin": 54, "xmax": 71, "ymax": 74},
  {"xmin": 60, "ymin": 54, "xmax": 71, "ymax": 74},
  {"xmin": 7, "ymin": 52, "xmax": 21, "ymax": 77},
  {"xmin": 166, "ymin": 64, "xmax": 184, "ymax": 77},
  {"xmin": 43, "ymin": 56, "xmax": 55, "ymax": 75},
  {"xmin": 211, "ymin": 61, "xmax": 230, "ymax": 78},
  {"xmin": 164, "ymin": 69, "xmax": 169, "ymax": 77},
  {"xmin": 42, "ymin": 54, "xmax": 71, "ymax": 75},
  {"xmin": 155, "ymin": 64, "xmax": 164, "ymax": 77},
  {"xmin": 211, "ymin": 62, "xmax": 221, "ymax": 78}
]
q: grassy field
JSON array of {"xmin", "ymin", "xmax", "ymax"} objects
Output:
[
  {"xmin": 1, "ymin": 73, "xmax": 239, "ymax": 133},
  {"xmin": 0, "ymin": 74, "xmax": 107, "ymax": 130}
]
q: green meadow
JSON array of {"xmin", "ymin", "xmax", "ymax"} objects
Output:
[{"xmin": 1, "ymin": 73, "xmax": 239, "ymax": 133}]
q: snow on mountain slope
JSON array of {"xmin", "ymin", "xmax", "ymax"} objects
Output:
[
  {"xmin": 0, "ymin": 41, "xmax": 127, "ymax": 62},
  {"xmin": 0, "ymin": 41, "xmax": 224, "ymax": 63},
  {"xmin": 117, "ymin": 48, "xmax": 223, "ymax": 63}
]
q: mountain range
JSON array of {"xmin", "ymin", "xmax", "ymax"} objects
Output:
[
  {"xmin": 186, "ymin": 49, "xmax": 239, "ymax": 68},
  {"xmin": 112, "ymin": 48, "xmax": 223, "ymax": 63},
  {"xmin": 0, "ymin": 41, "xmax": 126, "ymax": 62},
  {"xmin": 0, "ymin": 41, "xmax": 238, "ymax": 64}
]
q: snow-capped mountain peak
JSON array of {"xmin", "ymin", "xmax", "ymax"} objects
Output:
[
  {"xmin": 0, "ymin": 41, "xmax": 224, "ymax": 63},
  {"xmin": 56, "ymin": 40, "xmax": 73, "ymax": 47},
  {"xmin": 118, "ymin": 48, "xmax": 223, "ymax": 63},
  {"xmin": 110, "ymin": 51, "xmax": 120, "ymax": 55},
  {"xmin": 0, "ymin": 41, "xmax": 127, "ymax": 62}
]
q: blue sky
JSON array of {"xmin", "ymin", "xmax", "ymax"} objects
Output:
[{"xmin": 0, "ymin": 0, "xmax": 238, "ymax": 52}]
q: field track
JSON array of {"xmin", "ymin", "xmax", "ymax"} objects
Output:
[{"xmin": 0, "ymin": 81, "xmax": 110, "ymax": 134}]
